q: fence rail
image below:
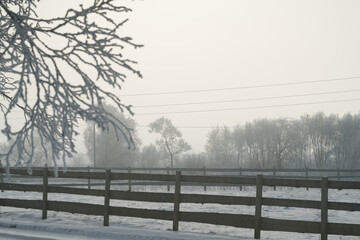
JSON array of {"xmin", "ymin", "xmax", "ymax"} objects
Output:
[
  {"xmin": 3, "ymin": 167, "xmax": 360, "ymax": 191},
  {"xmin": 1, "ymin": 167, "xmax": 360, "ymax": 239}
]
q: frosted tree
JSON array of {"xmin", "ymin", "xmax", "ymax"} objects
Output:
[
  {"xmin": 306, "ymin": 113, "xmax": 337, "ymax": 168},
  {"xmin": 0, "ymin": 0, "xmax": 142, "ymax": 174},
  {"xmin": 83, "ymin": 103, "xmax": 141, "ymax": 168},
  {"xmin": 140, "ymin": 144, "xmax": 162, "ymax": 168},
  {"xmin": 149, "ymin": 117, "xmax": 191, "ymax": 168},
  {"xmin": 0, "ymin": 132, "xmax": 54, "ymax": 167}
]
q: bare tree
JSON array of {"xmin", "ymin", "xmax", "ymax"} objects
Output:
[
  {"xmin": 333, "ymin": 113, "xmax": 360, "ymax": 168},
  {"xmin": 286, "ymin": 118, "xmax": 310, "ymax": 168},
  {"xmin": 0, "ymin": 1, "xmax": 142, "ymax": 174},
  {"xmin": 0, "ymin": 131, "xmax": 54, "ymax": 167},
  {"xmin": 149, "ymin": 117, "xmax": 191, "ymax": 168},
  {"xmin": 140, "ymin": 144, "xmax": 162, "ymax": 168},
  {"xmin": 83, "ymin": 104, "xmax": 141, "ymax": 168},
  {"xmin": 306, "ymin": 112, "xmax": 337, "ymax": 168},
  {"xmin": 244, "ymin": 119, "xmax": 275, "ymax": 168},
  {"xmin": 232, "ymin": 125, "xmax": 246, "ymax": 168},
  {"xmin": 270, "ymin": 119, "xmax": 290, "ymax": 169},
  {"xmin": 205, "ymin": 126, "xmax": 242, "ymax": 168},
  {"xmin": 180, "ymin": 153, "xmax": 208, "ymax": 168}
]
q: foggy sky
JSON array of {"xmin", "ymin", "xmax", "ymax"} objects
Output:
[
  {"xmin": 5, "ymin": 0, "xmax": 360, "ymax": 153},
  {"xmin": 122, "ymin": 0, "xmax": 360, "ymax": 152}
]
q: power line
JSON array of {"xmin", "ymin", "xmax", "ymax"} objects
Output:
[
  {"xmin": 135, "ymin": 98, "xmax": 360, "ymax": 116},
  {"xmin": 138, "ymin": 125, "xmax": 237, "ymax": 129},
  {"xmin": 6, "ymin": 98, "xmax": 360, "ymax": 119},
  {"xmin": 134, "ymin": 89, "xmax": 360, "ymax": 108},
  {"xmin": 121, "ymin": 76, "xmax": 360, "ymax": 97},
  {"xmin": 7, "ymin": 88, "xmax": 360, "ymax": 113}
]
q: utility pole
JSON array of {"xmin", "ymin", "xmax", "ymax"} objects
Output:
[{"xmin": 93, "ymin": 122, "xmax": 96, "ymax": 168}]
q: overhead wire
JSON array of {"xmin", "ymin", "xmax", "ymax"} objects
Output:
[
  {"xmin": 6, "ymin": 98, "xmax": 360, "ymax": 119},
  {"xmin": 4, "ymin": 76, "xmax": 360, "ymax": 120},
  {"xmin": 7, "ymin": 88, "xmax": 360, "ymax": 112},
  {"xmin": 137, "ymin": 125, "xmax": 237, "ymax": 129},
  {"xmin": 134, "ymin": 88, "xmax": 360, "ymax": 108},
  {"xmin": 121, "ymin": 76, "xmax": 360, "ymax": 97},
  {"xmin": 135, "ymin": 98, "xmax": 360, "ymax": 115}
]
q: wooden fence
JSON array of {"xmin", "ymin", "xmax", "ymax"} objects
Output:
[
  {"xmin": 5, "ymin": 166, "xmax": 360, "ymax": 179},
  {"xmin": 1, "ymin": 167, "xmax": 360, "ymax": 240},
  {"xmin": 4, "ymin": 167, "xmax": 360, "ymax": 191},
  {"xmin": 56, "ymin": 166, "xmax": 360, "ymax": 180}
]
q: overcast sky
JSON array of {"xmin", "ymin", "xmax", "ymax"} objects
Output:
[
  {"xmin": 23, "ymin": 0, "xmax": 360, "ymax": 153},
  {"xmin": 115, "ymin": 0, "xmax": 360, "ymax": 152}
]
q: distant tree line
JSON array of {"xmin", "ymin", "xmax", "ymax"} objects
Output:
[
  {"xmin": 83, "ymin": 106, "xmax": 191, "ymax": 168},
  {"xmin": 3, "ymin": 110, "xmax": 359, "ymax": 170},
  {"xmin": 205, "ymin": 112, "xmax": 360, "ymax": 169}
]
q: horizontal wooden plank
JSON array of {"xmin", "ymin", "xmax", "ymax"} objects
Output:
[
  {"xmin": 267, "ymin": 175, "xmax": 357, "ymax": 180},
  {"xmin": 3, "ymin": 167, "xmax": 360, "ymax": 173},
  {"xmin": 180, "ymin": 211, "xmax": 255, "ymax": 229},
  {"xmin": 262, "ymin": 197, "xmax": 320, "ymax": 209},
  {"xmin": 181, "ymin": 175, "xmax": 256, "ymax": 185},
  {"xmin": 49, "ymin": 183, "xmax": 98, "ymax": 187},
  {"xmin": 55, "ymin": 171, "xmax": 104, "ymax": 180},
  {"xmin": 328, "ymin": 201, "xmax": 360, "ymax": 211},
  {"xmin": 263, "ymin": 178, "xmax": 321, "ymax": 188},
  {"xmin": 260, "ymin": 197, "xmax": 360, "ymax": 212},
  {"xmin": 181, "ymin": 194, "xmax": 255, "ymax": 206},
  {"xmin": 53, "ymin": 167, "xmax": 90, "ymax": 171},
  {"xmin": 328, "ymin": 222, "xmax": 360, "ymax": 236},
  {"xmin": 1, "ymin": 168, "xmax": 44, "ymax": 177},
  {"xmin": 339, "ymin": 169, "xmax": 360, "ymax": 172},
  {"xmin": 52, "ymin": 167, "xmax": 360, "ymax": 173},
  {"xmin": 109, "ymin": 181, "xmax": 248, "ymax": 187},
  {"xmin": 111, "ymin": 191, "xmax": 174, "ymax": 203},
  {"xmin": 3, "ymin": 174, "xmax": 39, "ymax": 179},
  {"xmin": 0, "ymin": 198, "xmax": 103, "ymax": 217},
  {"xmin": 328, "ymin": 180, "xmax": 360, "ymax": 190},
  {"xmin": 110, "ymin": 206, "xmax": 173, "ymax": 221},
  {"xmin": 111, "ymin": 181, "xmax": 169, "ymax": 186},
  {"xmin": 47, "ymin": 201, "xmax": 103, "ymax": 216},
  {"xmin": 47, "ymin": 186, "xmax": 104, "ymax": 197},
  {"xmin": 0, "ymin": 168, "xmax": 105, "ymax": 179},
  {"xmin": 261, "ymin": 217, "xmax": 320, "ymax": 234},
  {"xmin": 267, "ymin": 175, "xmax": 308, "ymax": 179},
  {"xmin": 337, "ymin": 175, "xmax": 360, "ymax": 178},
  {"xmin": 0, "ymin": 183, "xmax": 43, "ymax": 192},
  {"xmin": 307, "ymin": 169, "xmax": 338, "ymax": 173},
  {"xmin": 111, "ymin": 172, "xmax": 174, "ymax": 182},
  {"xmin": 0, "ymin": 198, "xmax": 42, "ymax": 210}
]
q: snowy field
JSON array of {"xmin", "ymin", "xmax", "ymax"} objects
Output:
[{"xmin": 1, "ymin": 186, "xmax": 360, "ymax": 240}]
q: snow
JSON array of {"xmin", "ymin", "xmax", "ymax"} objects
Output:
[
  {"xmin": 1, "ymin": 186, "xmax": 360, "ymax": 240},
  {"xmin": 0, "ymin": 218, "xmax": 245, "ymax": 240}
]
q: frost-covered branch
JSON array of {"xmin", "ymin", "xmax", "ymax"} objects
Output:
[{"xmin": 0, "ymin": 0, "xmax": 142, "ymax": 175}]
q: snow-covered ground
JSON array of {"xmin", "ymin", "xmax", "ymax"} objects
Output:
[
  {"xmin": 1, "ymin": 186, "xmax": 360, "ymax": 239},
  {"xmin": 0, "ymin": 217, "xmax": 246, "ymax": 240}
]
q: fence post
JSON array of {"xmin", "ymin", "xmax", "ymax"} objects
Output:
[
  {"xmin": 167, "ymin": 167, "xmax": 170, "ymax": 192},
  {"xmin": 128, "ymin": 167, "xmax": 132, "ymax": 192},
  {"xmin": 305, "ymin": 168, "xmax": 309, "ymax": 191},
  {"xmin": 172, "ymin": 171, "xmax": 181, "ymax": 231},
  {"xmin": 203, "ymin": 167, "xmax": 207, "ymax": 191},
  {"xmin": 254, "ymin": 175, "xmax": 263, "ymax": 239},
  {"xmin": 321, "ymin": 177, "xmax": 328, "ymax": 240},
  {"xmin": 239, "ymin": 168, "xmax": 242, "ymax": 191},
  {"xmin": 87, "ymin": 166, "xmax": 91, "ymax": 190},
  {"xmin": 42, "ymin": 167, "xmax": 48, "ymax": 220},
  {"xmin": 0, "ymin": 162, "xmax": 3, "ymax": 193},
  {"xmin": 337, "ymin": 168, "xmax": 340, "ymax": 181},
  {"xmin": 104, "ymin": 169, "xmax": 111, "ymax": 226},
  {"xmin": 273, "ymin": 167, "xmax": 276, "ymax": 191}
]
